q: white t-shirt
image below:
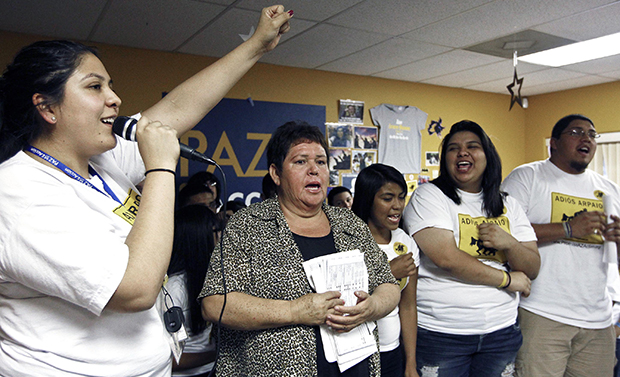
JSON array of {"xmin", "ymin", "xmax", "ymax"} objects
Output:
[
  {"xmin": 376, "ymin": 228, "xmax": 420, "ymax": 352},
  {"xmin": 403, "ymin": 183, "xmax": 536, "ymax": 335},
  {"xmin": 166, "ymin": 273, "xmax": 215, "ymax": 376},
  {"xmin": 502, "ymin": 159, "xmax": 620, "ymax": 328},
  {"xmin": 0, "ymin": 138, "xmax": 172, "ymax": 376}
]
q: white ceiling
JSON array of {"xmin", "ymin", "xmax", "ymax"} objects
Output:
[{"xmin": 2, "ymin": 0, "xmax": 620, "ymax": 96}]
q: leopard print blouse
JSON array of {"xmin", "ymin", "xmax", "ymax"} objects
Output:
[{"xmin": 199, "ymin": 197, "xmax": 397, "ymax": 376}]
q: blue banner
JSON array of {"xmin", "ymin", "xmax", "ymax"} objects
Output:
[{"xmin": 177, "ymin": 98, "xmax": 325, "ymax": 206}]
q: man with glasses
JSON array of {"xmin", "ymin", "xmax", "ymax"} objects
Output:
[
  {"xmin": 502, "ymin": 114, "xmax": 620, "ymax": 376},
  {"xmin": 177, "ymin": 171, "xmax": 222, "ymax": 213}
]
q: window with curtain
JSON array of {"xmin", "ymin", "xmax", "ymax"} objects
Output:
[{"xmin": 588, "ymin": 132, "xmax": 620, "ymax": 186}]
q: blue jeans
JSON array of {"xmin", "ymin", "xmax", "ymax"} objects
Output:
[
  {"xmin": 416, "ymin": 322, "xmax": 522, "ymax": 377},
  {"xmin": 380, "ymin": 343, "xmax": 404, "ymax": 377},
  {"xmin": 615, "ymin": 337, "xmax": 620, "ymax": 377}
]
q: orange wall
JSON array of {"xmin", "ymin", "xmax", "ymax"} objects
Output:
[{"xmin": 17, "ymin": 30, "xmax": 619, "ymax": 178}]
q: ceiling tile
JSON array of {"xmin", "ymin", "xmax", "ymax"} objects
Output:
[
  {"xmin": 467, "ymin": 67, "xmax": 591, "ymax": 95},
  {"xmin": 403, "ymin": 0, "xmax": 617, "ymax": 48},
  {"xmin": 327, "ymin": 0, "xmax": 492, "ymax": 36},
  {"xmin": 422, "ymin": 60, "xmax": 545, "ymax": 87},
  {"xmin": 519, "ymin": 68, "xmax": 586, "ymax": 87},
  {"xmin": 195, "ymin": 0, "xmax": 237, "ymax": 5},
  {"xmin": 179, "ymin": 8, "xmax": 316, "ymax": 57},
  {"xmin": 260, "ymin": 24, "xmax": 390, "ymax": 68},
  {"xmin": 177, "ymin": 7, "xmax": 304, "ymax": 57},
  {"xmin": 523, "ymin": 75, "xmax": 615, "ymax": 95},
  {"xmin": 600, "ymin": 69, "xmax": 620, "ymax": 80},
  {"xmin": 532, "ymin": 1, "xmax": 620, "ymax": 41},
  {"xmin": 0, "ymin": 0, "xmax": 107, "ymax": 40},
  {"xmin": 374, "ymin": 50, "xmax": 503, "ymax": 82},
  {"xmin": 235, "ymin": 0, "xmax": 364, "ymax": 22},
  {"xmin": 92, "ymin": 0, "xmax": 225, "ymax": 51},
  {"xmin": 562, "ymin": 55, "xmax": 620, "ymax": 75},
  {"xmin": 318, "ymin": 37, "xmax": 451, "ymax": 75}
]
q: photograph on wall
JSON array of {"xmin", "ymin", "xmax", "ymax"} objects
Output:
[
  {"xmin": 351, "ymin": 149, "xmax": 377, "ymax": 173},
  {"xmin": 338, "ymin": 99, "xmax": 364, "ymax": 124},
  {"xmin": 329, "ymin": 148, "xmax": 352, "ymax": 171},
  {"xmin": 329, "ymin": 170, "xmax": 340, "ymax": 186},
  {"xmin": 426, "ymin": 151, "xmax": 439, "ymax": 166},
  {"xmin": 341, "ymin": 173, "xmax": 358, "ymax": 193},
  {"xmin": 404, "ymin": 173, "xmax": 418, "ymax": 205},
  {"xmin": 418, "ymin": 168, "xmax": 431, "ymax": 185},
  {"xmin": 354, "ymin": 125, "xmax": 378, "ymax": 149},
  {"xmin": 326, "ymin": 122, "xmax": 353, "ymax": 148}
]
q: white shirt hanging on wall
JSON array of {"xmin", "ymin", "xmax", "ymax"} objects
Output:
[{"xmin": 370, "ymin": 104, "xmax": 428, "ymax": 174}]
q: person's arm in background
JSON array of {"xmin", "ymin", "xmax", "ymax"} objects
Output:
[{"xmin": 400, "ymin": 269, "xmax": 419, "ymax": 377}]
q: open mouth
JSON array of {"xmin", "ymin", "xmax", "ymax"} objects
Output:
[
  {"xmin": 577, "ymin": 146, "xmax": 590, "ymax": 155},
  {"xmin": 456, "ymin": 161, "xmax": 472, "ymax": 171},
  {"xmin": 388, "ymin": 214, "xmax": 401, "ymax": 222},
  {"xmin": 306, "ymin": 183, "xmax": 322, "ymax": 192},
  {"xmin": 101, "ymin": 116, "xmax": 116, "ymax": 126}
]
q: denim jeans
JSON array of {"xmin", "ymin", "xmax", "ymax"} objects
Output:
[
  {"xmin": 615, "ymin": 338, "xmax": 620, "ymax": 377},
  {"xmin": 416, "ymin": 322, "xmax": 522, "ymax": 377},
  {"xmin": 380, "ymin": 343, "xmax": 404, "ymax": 377}
]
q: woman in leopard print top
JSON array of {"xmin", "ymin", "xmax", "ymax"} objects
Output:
[{"xmin": 200, "ymin": 121, "xmax": 399, "ymax": 376}]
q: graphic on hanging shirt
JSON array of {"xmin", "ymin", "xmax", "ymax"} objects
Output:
[
  {"xmin": 551, "ymin": 192, "xmax": 604, "ymax": 244},
  {"xmin": 113, "ymin": 189, "xmax": 141, "ymax": 226},
  {"xmin": 458, "ymin": 214, "xmax": 510, "ymax": 263}
]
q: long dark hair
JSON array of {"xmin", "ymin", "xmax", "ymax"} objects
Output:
[
  {"xmin": 433, "ymin": 120, "xmax": 505, "ymax": 218},
  {"xmin": 167, "ymin": 205, "xmax": 219, "ymax": 334},
  {"xmin": 0, "ymin": 40, "xmax": 98, "ymax": 163},
  {"xmin": 351, "ymin": 164, "xmax": 407, "ymax": 223}
]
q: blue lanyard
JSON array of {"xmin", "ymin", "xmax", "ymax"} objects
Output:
[{"xmin": 26, "ymin": 145, "xmax": 123, "ymax": 206}]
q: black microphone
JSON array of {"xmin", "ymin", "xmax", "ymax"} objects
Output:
[{"xmin": 113, "ymin": 116, "xmax": 216, "ymax": 165}]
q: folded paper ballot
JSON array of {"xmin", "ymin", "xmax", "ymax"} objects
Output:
[{"xmin": 303, "ymin": 250, "xmax": 378, "ymax": 372}]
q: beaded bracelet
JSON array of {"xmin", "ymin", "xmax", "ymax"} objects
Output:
[
  {"xmin": 145, "ymin": 168, "xmax": 176, "ymax": 176},
  {"xmin": 562, "ymin": 221, "xmax": 572, "ymax": 238}
]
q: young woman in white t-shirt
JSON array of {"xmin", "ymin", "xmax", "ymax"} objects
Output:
[
  {"xmin": 403, "ymin": 120, "xmax": 540, "ymax": 377},
  {"xmin": 352, "ymin": 163, "xmax": 420, "ymax": 377},
  {"xmin": 0, "ymin": 7, "xmax": 292, "ymax": 375}
]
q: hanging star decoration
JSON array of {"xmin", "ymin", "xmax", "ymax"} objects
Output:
[
  {"xmin": 427, "ymin": 118, "xmax": 444, "ymax": 137},
  {"xmin": 507, "ymin": 67, "xmax": 524, "ymax": 111}
]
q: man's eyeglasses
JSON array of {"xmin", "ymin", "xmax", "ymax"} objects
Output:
[{"xmin": 561, "ymin": 128, "xmax": 600, "ymax": 140}]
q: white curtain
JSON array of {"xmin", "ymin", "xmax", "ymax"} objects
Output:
[{"xmin": 589, "ymin": 142, "xmax": 620, "ymax": 186}]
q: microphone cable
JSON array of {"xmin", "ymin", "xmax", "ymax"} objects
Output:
[{"xmin": 207, "ymin": 162, "xmax": 227, "ymax": 377}]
